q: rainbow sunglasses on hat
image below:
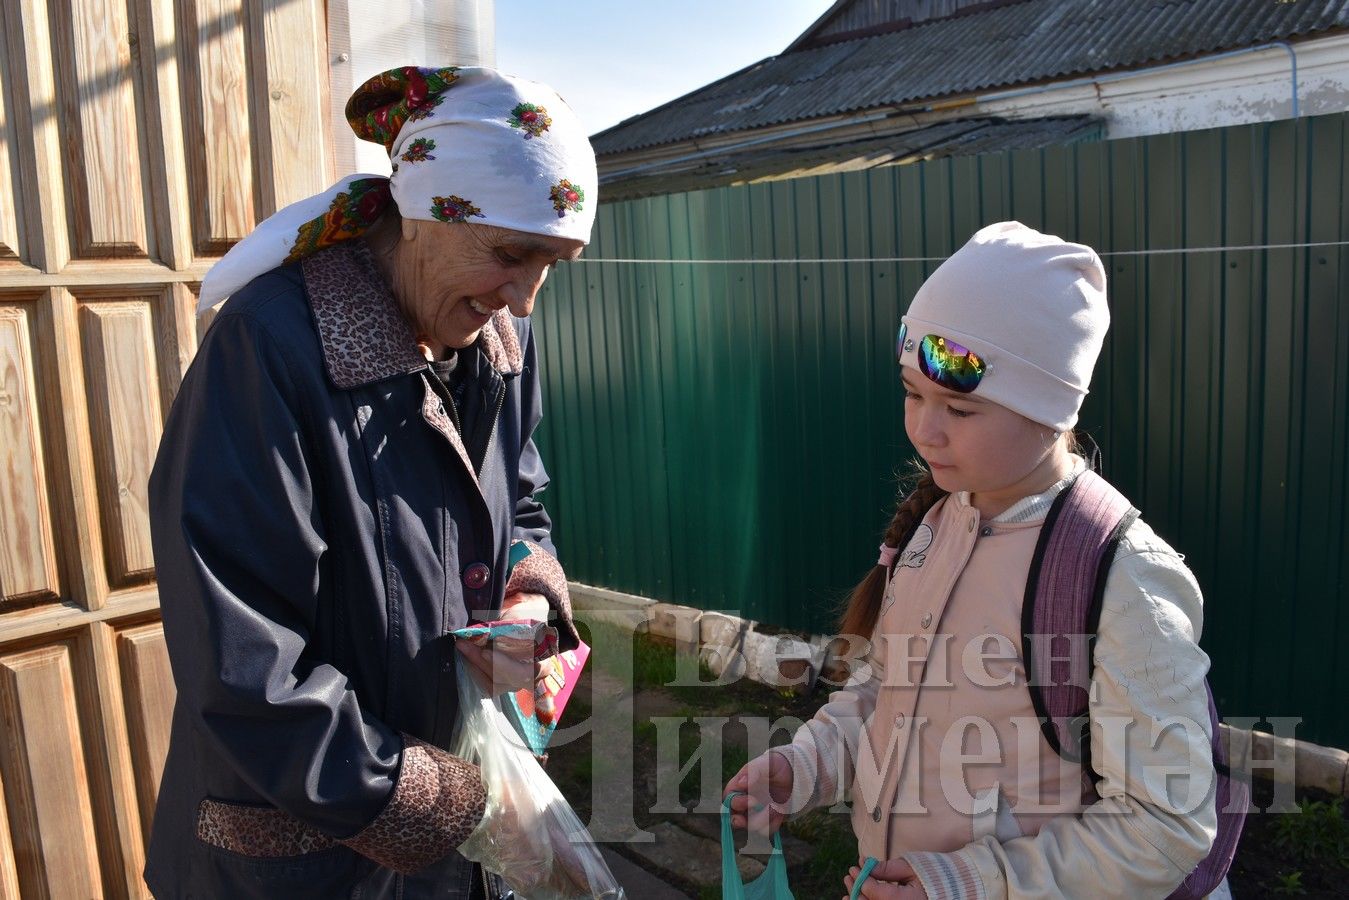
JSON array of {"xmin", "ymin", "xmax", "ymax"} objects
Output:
[{"xmin": 896, "ymin": 322, "xmax": 988, "ymax": 393}]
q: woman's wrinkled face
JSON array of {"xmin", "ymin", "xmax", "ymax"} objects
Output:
[
  {"xmin": 393, "ymin": 219, "xmax": 585, "ymax": 350},
  {"xmin": 901, "ymin": 366, "xmax": 1062, "ymax": 513}
]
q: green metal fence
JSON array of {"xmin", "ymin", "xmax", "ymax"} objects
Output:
[{"xmin": 532, "ymin": 112, "xmax": 1349, "ymax": 749}]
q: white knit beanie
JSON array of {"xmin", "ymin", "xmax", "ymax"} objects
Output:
[{"xmin": 898, "ymin": 221, "xmax": 1109, "ymax": 432}]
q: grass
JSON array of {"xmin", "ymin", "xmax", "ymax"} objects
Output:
[
  {"xmin": 1268, "ymin": 798, "xmax": 1349, "ymax": 870},
  {"xmin": 1270, "ymin": 869, "xmax": 1306, "ymax": 895},
  {"xmin": 784, "ymin": 806, "xmax": 862, "ymax": 894},
  {"xmin": 583, "ymin": 617, "xmax": 683, "ymax": 688}
]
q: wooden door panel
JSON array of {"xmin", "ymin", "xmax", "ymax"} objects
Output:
[
  {"xmin": 0, "ymin": 644, "xmax": 104, "ymax": 899},
  {"xmin": 250, "ymin": 0, "xmax": 332, "ymax": 214},
  {"xmin": 179, "ymin": 0, "xmax": 257, "ymax": 254},
  {"xmin": 0, "ymin": 39, "xmax": 21, "ymax": 262},
  {"xmin": 3, "ymin": 0, "xmax": 72, "ymax": 272},
  {"xmin": 115, "ymin": 622, "xmax": 174, "ymax": 842},
  {"xmin": 154, "ymin": 283, "xmax": 199, "ymax": 422},
  {"xmin": 78, "ymin": 299, "xmax": 165, "ymax": 588},
  {"xmin": 47, "ymin": 0, "xmax": 151, "ymax": 259},
  {"xmin": 35, "ymin": 288, "xmax": 111, "ymax": 612},
  {"xmin": 0, "ymin": 304, "xmax": 61, "ymax": 607},
  {"xmin": 0, "ymin": 761, "xmax": 19, "ymax": 899}
]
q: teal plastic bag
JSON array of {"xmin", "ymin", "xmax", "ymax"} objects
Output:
[
  {"xmin": 721, "ymin": 793, "xmax": 794, "ymax": 900},
  {"xmin": 849, "ymin": 857, "xmax": 878, "ymax": 900}
]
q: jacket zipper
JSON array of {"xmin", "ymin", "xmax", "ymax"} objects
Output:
[
  {"xmin": 445, "ymin": 384, "xmax": 463, "ymax": 436},
  {"xmin": 480, "ymin": 374, "xmax": 506, "ymax": 474}
]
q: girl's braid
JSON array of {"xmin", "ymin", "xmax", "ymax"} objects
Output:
[{"xmin": 838, "ymin": 465, "xmax": 948, "ymax": 642}]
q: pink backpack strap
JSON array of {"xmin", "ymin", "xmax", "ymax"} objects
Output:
[
  {"xmin": 1022, "ymin": 468, "xmax": 1137, "ymax": 764},
  {"xmin": 1023, "ymin": 468, "xmax": 1248, "ymax": 899}
]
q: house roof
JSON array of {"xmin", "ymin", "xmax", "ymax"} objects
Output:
[
  {"xmin": 600, "ymin": 115, "xmax": 1102, "ymax": 200},
  {"xmin": 592, "ymin": 0, "xmax": 1349, "ymax": 156}
]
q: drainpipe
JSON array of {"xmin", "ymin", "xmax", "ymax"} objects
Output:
[
  {"xmin": 1272, "ymin": 41, "xmax": 1300, "ymax": 118},
  {"xmin": 978, "ymin": 41, "xmax": 1300, "ymax": 119}
]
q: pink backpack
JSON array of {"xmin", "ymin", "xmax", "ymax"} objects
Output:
[{"xmin": 1023, "ymin": 469, "xmax": 1247, "ymax": 898}]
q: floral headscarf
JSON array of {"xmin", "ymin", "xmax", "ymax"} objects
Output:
[{"xmin": 199, "ymin": 66, "xmax": 597, "ymax": 311}]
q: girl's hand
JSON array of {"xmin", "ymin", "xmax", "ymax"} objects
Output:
[
  {"xmin": 722, "ymin": 751, "xmax": 794, "ymax": 836},
  {"xmin": 842, "ymin": 859, "xmax": 929, "ymax": 899}
]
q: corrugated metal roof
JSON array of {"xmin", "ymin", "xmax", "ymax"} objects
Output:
[
  {"xmin": 592, "ymin": 0, "xmax": 1349, "ymax": 155},
  {"xmin": 792, "ymin": 0, "xmax": 1017, "ymax": 50},
  {"xmin": 600, "ymin": 115, "xmax": 1102, "ymax": 200}
]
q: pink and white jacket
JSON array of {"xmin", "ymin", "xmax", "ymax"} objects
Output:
[{"xmin": 771, "ymin": 462, "xmax": 1225, "ymax": 899}]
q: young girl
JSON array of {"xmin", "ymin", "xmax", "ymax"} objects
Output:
[{"xmin": 724, "ymin": 222, "xmax": 1222, "ymax": 899}]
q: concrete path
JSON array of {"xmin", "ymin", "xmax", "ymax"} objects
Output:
[{"xmin": 600, "ymin": 846, "xmax": 694, "ymax": 898}]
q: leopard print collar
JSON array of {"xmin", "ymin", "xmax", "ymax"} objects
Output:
[{"xmin": 301, "ymin": 241, "xmax": 524, "ymax": 390}]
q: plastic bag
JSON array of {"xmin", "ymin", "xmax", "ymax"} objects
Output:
[
  {"xmin": 721, "ymin": 793, "xmax": 793, "ymax": 900},
  {"xmin": 451, "ymin": 623, "xmax": 624, "ymax": 899}
]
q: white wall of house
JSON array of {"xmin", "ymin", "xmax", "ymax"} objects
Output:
[
  {"xmin": 978, "ymin": 32, "xmax": 1349, "ymax": 139},
  {"xmin": 327, "ymin": 0, "xmax": 496, "ymax": 177}
]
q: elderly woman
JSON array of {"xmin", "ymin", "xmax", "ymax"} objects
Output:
[{"xmin": 145, "ymin": 67, "xmax": 595, "ymax": 899}]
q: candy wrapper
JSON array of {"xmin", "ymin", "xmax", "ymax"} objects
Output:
[{"xmin": 509, "ymin": 637, "xmax": 590, "ymax": 756}]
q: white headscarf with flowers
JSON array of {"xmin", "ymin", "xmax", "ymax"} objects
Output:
[{"xmin": 198, "ymin": 66, "xmax": 597, "ymax": 312}]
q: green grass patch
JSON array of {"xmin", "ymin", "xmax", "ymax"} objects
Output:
[
  {"xmin": 582, "ymin": 620, "xmax": 682, "ymax": 690},
  {"xmin": 1269, "ymin": 798, "xmax": 1349, "ymax": 869},
  {"xmin": 787, "ymin": 807, "xmax": 861, "ymax": 894}
]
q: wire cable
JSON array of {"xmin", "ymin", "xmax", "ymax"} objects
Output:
[{"xmin": 573, "ymin": 239, "xmax": 1349, "ymax": 265}]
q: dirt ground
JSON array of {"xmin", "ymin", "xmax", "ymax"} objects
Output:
[{"xmin": 1227, "ymin": 779, "xmax": 1349, "ymax": 898}]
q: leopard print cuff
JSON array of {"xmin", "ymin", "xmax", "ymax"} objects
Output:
[
  {"xmin": 506, "ymin": 541, "xmax": 579, "ymax": 650},
  {"xmin": 340, "ymin": 736, "xmax": 486, "ymax": 874},
  {"xmin": 196, "ymin": 798, "xmax": 336, "ymax": 857}
]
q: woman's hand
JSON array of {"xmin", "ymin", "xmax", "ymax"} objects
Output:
[
  {"xmin": 500, "ymin": 591, "xmax": 550, "ymax": 625},
  {"xmin": 457, "ymin": 635, "xmax": 534, "ymax": 695},
  {"xmin": 723, "ymin": 751, "xmax": 795, "ymax": 836},
  {"xmin": 842, "ymin": 859, "xmax": 929, "ymax": 899},
  {"xmin": 457, "ymin": 593, "xmax": 551, "ymax": 695}
]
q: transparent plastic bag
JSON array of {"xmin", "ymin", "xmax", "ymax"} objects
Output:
[{"xmin": 451, "ymin": 624, "xmax": 624, "ymax": 899}]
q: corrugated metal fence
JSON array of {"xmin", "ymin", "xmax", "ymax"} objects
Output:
[{"xmin": 533, "ymin": 112, "xmax": 1349, "ymax": 748}]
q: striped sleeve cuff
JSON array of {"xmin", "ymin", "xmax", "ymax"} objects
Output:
[
  {"xmin": 904, "ymin": 849, "xmax": 988, "ymax": 900},
  {"xmin": 766, "ymin": 745, "xmax": 825, "ymax": 819}
]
